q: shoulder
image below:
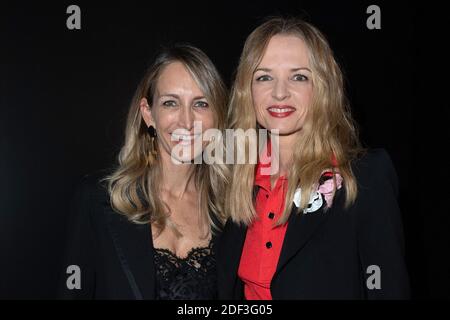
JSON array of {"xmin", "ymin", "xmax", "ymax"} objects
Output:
[
  {"xmin": 351, "ymin": 148, "xmax": 395, "ymax": 174},
  {"xmin": 350, "ymin": 148, "xmax": 398, "ymax": 194},
  {"xmin": 71, "ymin": 169, "xmax": 113, "ymax": 212},
  {"xmin": 77, "ymin": 169, "xmax": 112, "ymax": 196}
]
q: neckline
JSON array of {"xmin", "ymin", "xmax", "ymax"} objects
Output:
[{"xmin": 153, "ymin": 239, "xmax": 213, "ymax": 261}]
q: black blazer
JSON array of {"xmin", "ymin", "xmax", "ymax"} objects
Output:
[
  {"xmin": 58, "ymin": 172, "xmax": 220, "ymax": 299},
  {"xmin": 216, "ymin": 149, "xmax": 410, "ymax": 299}
]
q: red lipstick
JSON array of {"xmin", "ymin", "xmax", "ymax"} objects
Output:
[{"xmin": 267, "ymin": 105, "xmax": 296, "ymax": 118}]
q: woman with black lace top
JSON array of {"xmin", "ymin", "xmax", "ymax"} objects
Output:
[{"xmin": 59, "ymin": 44, "xmax": 229, "ymax": 299}]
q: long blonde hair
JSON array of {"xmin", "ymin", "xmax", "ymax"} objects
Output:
[
  {"xmin": 104, "ymin": 44, "xmax": 229, "ymax": 237},
  {"xmin": 226, "ymin": 17, "xmax": 364, "ymax": 226}
]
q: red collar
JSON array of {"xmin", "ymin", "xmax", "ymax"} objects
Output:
[
  {"xmin": 254, "ymin": 140, "xmax": 287, "ymax": 190},
  {"xmin": 254, "ymin": 140, "xmax": 339, "ymax": 188}
]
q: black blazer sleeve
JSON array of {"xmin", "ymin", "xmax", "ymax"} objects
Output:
[
  {"xmin": 57, "ymin": 175, "xmax": 98, "ymax": 299},
  {"xmin": 355, "ymin": 150, "xmax": 410, "ymax": 299}
]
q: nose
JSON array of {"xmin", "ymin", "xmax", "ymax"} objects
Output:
[
  {"xmin": 272, "ymin": 79, "xmax": 290, "ymax": 101},
  {"xmin": 178, "ymin": 106, "xmax": 194, "ymax": 131}
]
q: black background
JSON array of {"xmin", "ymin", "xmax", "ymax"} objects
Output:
[{"xmin": 1, "ymin": 1, "xmax": 448, "ymax": 299}]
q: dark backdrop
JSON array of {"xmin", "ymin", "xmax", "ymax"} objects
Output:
[{"xmin": 1, "ymin": 1, "xmax": 447, "ymax": 299}]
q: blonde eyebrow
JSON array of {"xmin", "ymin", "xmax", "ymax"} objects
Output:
[
  {"xmin": 159, "ymin": 94, "xmax": 206, "ymax": 100},
  {"xmin": 159, "ymin": 93, "xmax": 180, "ymax": 99},
  {"xmin": 254, "ymin": 67, "xmax": 312, "ymax": 73},
  {"xmin": 290, "ymin": 67, "xmax": 312, "ymax": 73}
]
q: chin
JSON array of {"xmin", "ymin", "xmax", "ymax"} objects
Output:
[
  {"xmin": 170, "ymin": 145, "xmax": 203, "ymax": 164},
  {"xmin": 266, "ymin": 125, "xmax": 300, "ymax": 135},
  {"xmin": 273, "ymin": 128, "xmax": 301, "ymax": 137}
]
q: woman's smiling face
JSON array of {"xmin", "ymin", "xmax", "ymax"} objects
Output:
[
  {"xmin": 252, "ymin": 34, "xmax": 313, "ymax": 137},
  {"xmin": 140, "ymin": 61, "xmax": 215, "ymax": 163}
]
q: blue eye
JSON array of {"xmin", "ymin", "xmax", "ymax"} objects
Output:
[
  {"xmin": 256, "ymin": 75, "xmax": 272, "ymax": 81},
  {"xmin": 195, "ymin": 101, "xmax": 209, "ymax": 108},
  {"xmin": 162, "ymin": 100, "xmax": 177, "ymax": 107},
  {"xmin": 293, "ymin": 74, "xmax": 308, "ymax": 81}
]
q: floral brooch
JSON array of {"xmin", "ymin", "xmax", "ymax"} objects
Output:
[{"xmin": 293, "ymin": 170, "xmax": 343, "ymax": 214}]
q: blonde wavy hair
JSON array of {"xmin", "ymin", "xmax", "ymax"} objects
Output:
[
  {"xmin": 226, "ymin": 17, "xmax": 365, "ymax": 226},
  {"xmin": 104, "ymin": 44, "xmax": 229, "ymax": 237}
]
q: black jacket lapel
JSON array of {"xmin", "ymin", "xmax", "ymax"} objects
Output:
[
  {"xmin": 274, "ymin": 201, "xmax": 331, "ymax": 278},
  {"xmin": 217, "ymin": 218, "xmax": 247, "ymax": 299},
  {"xmin": 105, "ymin": 207, "xmax": 156, "ymax": 300}
]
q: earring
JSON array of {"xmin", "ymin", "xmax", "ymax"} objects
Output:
[
  {"xmin": 147, "ymin": 125, "xmax": 158, "ymax": 156},
  {"xmin": 147, "ymin": 125, "xmax": 157, "ymax": 138}
]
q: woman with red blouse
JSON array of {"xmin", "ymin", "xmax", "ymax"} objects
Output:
[{"xmin": 217, "ymin": 17, "xmax": 410, "ymax": 299}]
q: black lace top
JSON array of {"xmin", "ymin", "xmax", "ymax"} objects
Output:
[{"xmin": 153, "ymin": 240, "xmax": 217, "ymax": 300}]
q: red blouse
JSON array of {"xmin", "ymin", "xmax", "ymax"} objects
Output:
[{"xmin": 237, "ymin": 149, "xmax": 289, "ymax": 300}]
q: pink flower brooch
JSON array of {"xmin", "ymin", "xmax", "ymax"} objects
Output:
[{"xmin": 293, "ymin": 170, "xmax": 343, "ymax": 214}]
